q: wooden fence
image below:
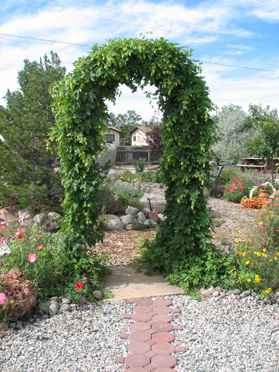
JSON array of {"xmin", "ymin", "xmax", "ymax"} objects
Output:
[{"xmin": 115, "ymin": 147, "xmax": 161, "ymax": 164}]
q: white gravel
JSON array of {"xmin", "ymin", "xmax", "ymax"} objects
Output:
[{"xmin": 1, "ymin": 295, "xmax": 279, "ymax": 372}]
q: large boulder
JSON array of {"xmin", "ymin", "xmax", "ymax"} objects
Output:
[
  {"xmin": 0, "ymin": 268, "xmax": 37, "ymax": 322},
  {"xmin": 106, "ymin": 216, "xmax": 125, "ymax": 231},
  {"xmin": 95, "ymin": 143, "xmax": 117, "ymax": 167}
]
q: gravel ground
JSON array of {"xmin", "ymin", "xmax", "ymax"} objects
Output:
[
  {"xmin": 1, "ymin": 198, "xmax": 278, "ymax": 371},
  {"xmin": 1, "ymin": 294, "xmax": 279, "ymax": 372}
]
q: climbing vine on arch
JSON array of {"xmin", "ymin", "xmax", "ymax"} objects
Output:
[{"xmin": 50, "ymin": 36, "xmax": 217, "ymax": 278}]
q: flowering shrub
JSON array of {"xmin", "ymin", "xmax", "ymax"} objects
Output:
[
  {"xmin": 219, "ymin": 177, "xmax": 249, "ymax": 203},
  {"xmin": 230, "ymin": 200, "xmax": 279, "ymax": 297},
  {"xmin": 0, "ymin": 217, "xmax": 108, "ymax": 301}
]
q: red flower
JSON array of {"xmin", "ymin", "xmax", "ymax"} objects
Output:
[
  {"xmin": 233, "ymin": 179, "xmax": 239, "ymax": 183},
  {"xmin": 17, "ymin": 234, "xmax": 24, "ymax": 239},
  {"xmin": 276, "ymin": 227, "xmax": 279, "ymax": 231},
  {"xmin": 240, "ymin": 186, "xmax": 245, "ymax": 189},
  {"xmin": 218, "ymin": 194, "xmax": 221, "ymax": 197},
  {"xmin": 219, "ymin": 185, "xmax": 223, "ymax": 188},
  {"xmin": 75, "ymin": 282, "xmax": 84, "ymax": 290},
  {"xmin": 223, "ymin": 189, "xmax": 227, "ymax": 192},
  {"xmin": 237, "ymin": 252, "xmax": 243, "ymax": 256},
  {"xmin": 241, "ymin": 178, "xmax": 245, "ymax": 181},
  {"xmin": 231, "ymin": 177, "xmax": 237, "ymax": 180}
]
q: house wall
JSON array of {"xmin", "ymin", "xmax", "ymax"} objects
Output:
[
  {"xmin": 131, "ymin": 129, "xmax": 148, "ymax": 146},
  {"xmin": 105, "ymin": 128, "xmax": 120, "ymax": 146}
]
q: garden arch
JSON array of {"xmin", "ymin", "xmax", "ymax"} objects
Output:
[{"xmin": 51, "ymin": 37, "xmax": 216, "ymax": 275}]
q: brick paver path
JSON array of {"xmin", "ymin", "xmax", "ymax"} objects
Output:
[{"xmin": 115, "ymin": 298, "xmax": 185, "ymax": 372}]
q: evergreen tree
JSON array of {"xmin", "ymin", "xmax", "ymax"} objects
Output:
[{"xmin": 0, "ymin": 52, "xmax": 66, "ymax": 208}]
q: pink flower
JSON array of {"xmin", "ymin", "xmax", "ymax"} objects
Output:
[
  {"xmin": 37, "ymin": 245, "xmax": 44, "ymax": 250},
  {"xmin": 82, "ymin": 276, "xmax": 87, "ymax": 281},
  {"xmin": 0, "ymin": 221, "xmax": 6, "ymax": 225},
  {"xmin": 20, "ymin": 222, "xmax": 25, "ymax": 226},
  {"xmin": 18, "ymin": 228, "xmax": 25, "ymax": 234},
  {"xmin": 258, "ymin": 225, "xmax": 265, "ymax": 233},
  {"xmin": 54, "ymin": 167, "xmax": 59, "ymax": 173},
  {"xmin": 0, "ymin": 237, "xmax": 5, "ymax": 242},
  {"xmin": 0, "ymin": 226, "xmax": 5, "ymax": 230},
  {"xmin": 28, "ymin": 253, "xmax": 37, "ymax": 263},
  {"xmin": 25, "ymin": 215, "xmax": 31, "ymax": 219},
  {"xmin": 0, "ymin": 293, "xmax": 7, "ymax": 305}
]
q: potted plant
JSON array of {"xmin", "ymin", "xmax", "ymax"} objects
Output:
[{"xmin": 249, "ymin": 182, "xmax": 276, "ymax": 199}]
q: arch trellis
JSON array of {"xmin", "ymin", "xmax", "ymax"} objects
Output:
[{"xmin": 51, "ymin": 37, "xmax": 216, "ymax": 275}]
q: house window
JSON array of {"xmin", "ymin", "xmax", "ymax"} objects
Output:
[
  {"xmin": 106, "ymin": 134, "xmax": 115, "ymax": 143},
  {"xmin": 133, "ymin": 136, "xmax": 136, "ymax": 142}
]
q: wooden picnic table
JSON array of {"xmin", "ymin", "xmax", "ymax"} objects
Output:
[{"xmin": 237, "ymin": 157, "xmax": 279, "ymax": 172}]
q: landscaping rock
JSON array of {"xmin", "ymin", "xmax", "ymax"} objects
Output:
[
  {"xmin": 125, "ymin": 224, "xmax": 133, "ymax": 230},
  {"xmin": 120, "ymin": 215, "xmax": 132, "ymax": 225},
  {"xmin": 107, "ymin": 217, "xmax": 125, "ymax": 231},
  {"xmin": 0, "ymin": 268, "xmax": 37, "ymax": 322},
  {"xmin": 49, "ymin": 302, "xmax": 60, "ymax": 316},
  {"xmin": 147, "ymin": 211, "xmax": 161, "ymax": 224},
  {"xmin": 93, "ymin": 290, "xmax": 103, "ymax": 300},
  {"xmin": 125, "ymin": 206, "xmax": 138, "ymax": 215},
  {"xmin": 0, "ymin": 206, "xmax": 18, "ymax": 221},
  {"xmin": 137, "ymin": 212, "xmax": 146, "ymax": 223},
  {"xmin": 34, "ymin": 213, "xmax": 47, "ymax": 226},
  {"xmin": 38, "ymin": 302, "xmax": 49, "ymax": 314},
  {"xmin": 47, "ymin": 212, "xmax": 62, "ymax": 223},
  {"xmin": 18, "ymin": 207, "xmax": 35, "ymax": 220}
]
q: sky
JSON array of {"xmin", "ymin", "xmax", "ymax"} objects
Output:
[{"xmin": 0, "ymin": 0, "xmax": 278, "ymax": 121}]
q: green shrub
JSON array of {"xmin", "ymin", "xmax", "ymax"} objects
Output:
[
  {"xmin": 133, "ymin": 158, "xmax": 147, "ymax": 173},
  {"xmin": 114, "ymin": 170, "xmax": 136, "ymax": 183}
]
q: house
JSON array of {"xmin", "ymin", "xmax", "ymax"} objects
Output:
[
  {"xmin": 105, "ymin": 126, "xmax": 120, "ymax": 146},
  {"xmin": 129, "ymin": 126, "xmax": 151, "ymax": 146}
]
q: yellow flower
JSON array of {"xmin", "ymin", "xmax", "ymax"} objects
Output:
[
  {"xmin": 269, "ymin": 259, "xmax": 273, "ymax": 262},
  {"xmin": 263, "ymin": 248, "xmax": 267, "ymax": 252},
  {"xmin": 257, "ymin": 252, "xmax": 261, "ymax": 256},
  {"xmin": 258, "ymin": 221, "xmax": 263, "ymax": 225},
  {"xmin": 243, "ymin": 252, "xmax": 246, "ymax": 256},
  {"xmin": 234, "ymin": 247, "xmax": 237, "ymax": 251},
  {"xmin": 255, "ymin": 275, "xmax": 261, "ymax": 283},
  {"xmin": 275, "ymin": 257, "xmax": 278, "ymax": 261},
  {"xmin": 246, "ymin": 260, "xmax": 250, "ymax": 265},
  {"xmin": 263, "ymin": 253, "xmax": 268, "ymax": 258},
  {"xmin": 238, "ymin": 229, "xmax": 242, "ymax": 233},
  {"xmin": 247, "ymin": 278, "xmax": 251, "ymax": 282},
  {"xmin": 235, "ymin": 238, "xmax": 239, "ymax": 243}
]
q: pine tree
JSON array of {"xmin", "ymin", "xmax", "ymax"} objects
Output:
[{"xmin": 0, "ymin": 52, "xmax": 66, "ymax": 208}]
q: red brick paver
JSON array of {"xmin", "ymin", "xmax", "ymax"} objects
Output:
[{"xmin": 115, "ymin": 298, "xmax": 184, "ymax": 371}]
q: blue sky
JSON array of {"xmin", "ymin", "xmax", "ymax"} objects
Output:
[{"xmin": 0, "ymin": 0, "xmax": 278, "ymax": 120}]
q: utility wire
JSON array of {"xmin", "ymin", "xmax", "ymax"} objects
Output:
[
  {"xmin": 0, "ymin": 32, "xmax": 277, "ymax": 73},
  {"xmin": 3, "ymin": 0, "xmax": 279, "ymax": 46}
]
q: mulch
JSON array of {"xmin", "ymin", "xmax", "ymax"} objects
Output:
[{"xmin": 92, "ymin": 198, "xmax": 259, "ymax": 265}]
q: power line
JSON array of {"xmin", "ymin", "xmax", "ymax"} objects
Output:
[
  {"xmin": 201, "ymin": 60, "xmax": 274, "ymax": 72},
  {"xmin": 0, "ymin": 32, "xmax": 92, "ymax": 47},
  {"xmin": 3, "ymin": 0, "xmax": 279, "ymax": 47},
  {"xmin": 0, "ymin": 32, "xmax": 277, "ymax": 73}
]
